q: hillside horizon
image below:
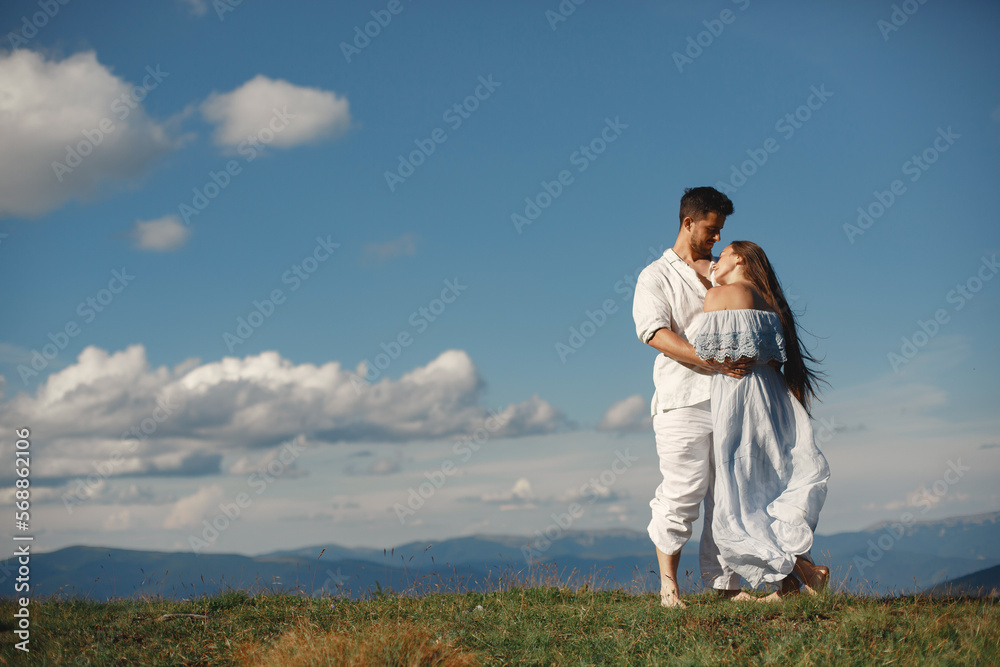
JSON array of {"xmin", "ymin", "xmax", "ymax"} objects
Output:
[
  {"xmin": 22, "ymin": 508, "xmax": 1000, "ymax": 558},
  {"xmin": 5, "ymin": 509, "xmax": 996, "ymax": 601}
]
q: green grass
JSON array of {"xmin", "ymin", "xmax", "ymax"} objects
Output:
[{"xmin": 1, "ymin": 586, "xmax": 997, "ymax": 665}]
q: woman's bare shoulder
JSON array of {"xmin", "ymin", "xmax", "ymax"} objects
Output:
[{"xmin": 704, "ymin": 284, "xmax": 756, "ymax": 311}]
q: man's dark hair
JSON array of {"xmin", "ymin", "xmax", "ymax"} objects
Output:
[{"xmin": 678, "ymin": 186, "xmax": 734, "ymax": 227}]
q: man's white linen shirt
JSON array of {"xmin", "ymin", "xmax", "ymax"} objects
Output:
[{"xmin": 633, "ymin": 248, "xmax": 718, "ymax": 416}]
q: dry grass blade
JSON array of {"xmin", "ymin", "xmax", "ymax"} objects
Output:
[{"xmin": 234, "ymin": 618, "xmax": 480, "ymax": 667}]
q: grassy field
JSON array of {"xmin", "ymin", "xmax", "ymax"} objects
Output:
[{"xmin": 1, "ymin": 581, "xmax": 997, "ymax": 666}]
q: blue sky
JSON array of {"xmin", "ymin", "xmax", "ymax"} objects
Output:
[{"xmin": 0, "ymin": 0, "xmax": 998, "ymax": 557}]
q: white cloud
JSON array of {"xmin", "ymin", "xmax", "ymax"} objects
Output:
[
  {"xmin": 103, "ymin": 508, "xmax": 133, "ymax": 531},
  {"xmin": 491, "ymin": 395, "xmax": 569, "ymax": 438},
  {"xmin": 228, "ymin": 435, "xmax": 308, "ymax": 478},
  {"xmin": 864, "ymin": 488, "xmax": 971, "ymax": 513},
  {"xmin": 368, "ymin": 455, "xmax": 403, "ymax": 474},
  {"xmin": 163, "ymin": 484, "xmax": 224, "ymax": 529},
  {"xmin": 115, "ymin": 483, "xmax": 174, "ymax": 505},
  {"xmin": 474, "ymin": 473, "xmax": 630, "ymax": 512},
  {"xmin": 0, "ymin": 345, "xmax": 568, "ymax": 482},
  {"xmin": 805, "ymin": 338, "xmax": 1000, "ymax": 529},
  {"xmin": 130, "ymin": 214, "xmax": 190, "ymax": 251},
  {"xmin": 14, "ymin": 478, "xmax": 175, "ymax": 509},
  {"xmin": 481, "ymin": 477, "xmax": 537, "ymax": 510},
  {"xmin": 0, "ymin": 50, "xmax": 173, "ymax": 219},
  {"xmin": 0, "ymin": 484, "xmax": 67, "ymax": 505},
  {"xmin": 343, "ymin": 450, "xmax": 405, "ymax": 476},
  {"xmin": 597, "ymin": 394, "xmax": 651, "ymax": 433},
  {"xmin": 482, "ymin": 476, "xmax": 534, "ymax": 503},
  {"xmin": 18, "ymin": 447, "xmax": 222, "ymax": 485},
  {"xmin": 201, "ymin": 75, "xmax": 351, "ymax": 149},
  {"xmin": 555, "ymin": 483, "xmax": 629, "ymax": 505}
]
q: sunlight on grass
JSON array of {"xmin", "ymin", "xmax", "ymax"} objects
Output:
[{"xmin": 0, "ymin": 563, "xmax": 996, "ymax": 665}]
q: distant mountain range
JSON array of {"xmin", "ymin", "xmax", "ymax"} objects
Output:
[
  {"xmin": 4, "ymin": 512, "xmax": 997, "ymax": 601},
  {"xmin": 924, "ymin": 564, "xmax": 1000, "ymax": 598}
]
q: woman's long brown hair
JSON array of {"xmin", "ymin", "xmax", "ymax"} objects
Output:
[{"xmin": 728, "ymin": 240, "xmax": 826, "ymax": 410}]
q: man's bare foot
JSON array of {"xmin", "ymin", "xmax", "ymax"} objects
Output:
[
  {"xmin": 660, "ymin": 591, "xmax": 688, "ymax": 609},
  {"xmin": 717, "ymin": 589, "xmax": 756, "ymax": 602},
  {"xmin": 756, "ymin": 591, "xmax": 783, "ymax": 602},
  {"xmin": 660, "ymin": 579, "xmax": 687, "ymax": 608},
  {"xmin": 794, "ymin": 558, "xmax": 829, "ymax": 595},
  {"xmin": 654, "ymin": 549, "xmax": 687, "ymax": 608}
]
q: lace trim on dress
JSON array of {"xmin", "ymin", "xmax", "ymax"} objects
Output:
[{"xmin": 693, "ymin": 329, "xmax": 788, "ymax": 364}]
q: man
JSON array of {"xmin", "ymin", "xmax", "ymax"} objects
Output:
[{"xmin": 632, "ymin": 186, "xmax": 751, "ymax": 608}]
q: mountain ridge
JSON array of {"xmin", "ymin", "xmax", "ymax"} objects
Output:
[{"xmin": 6, "ymin": 511, "xmax": 997, "ymax": 601}]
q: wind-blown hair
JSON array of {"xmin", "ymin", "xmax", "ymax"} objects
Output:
[{"xmin": 729, "ymin": 240, "xmax": 826, "ymax": 410}]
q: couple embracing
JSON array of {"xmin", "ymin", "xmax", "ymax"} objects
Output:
[{"xmin": 633, "ymin": 186, "xmax": 830, "ymax": 607}]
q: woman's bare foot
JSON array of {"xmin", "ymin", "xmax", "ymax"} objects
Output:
[
  {"xmin": 717, "ymin": 589, "xmax": 757, "ymax": 602},
  {"xmin": 660, "ymin": 590, "xmax": 688, "ymax": 609},
  {"xmin": 779, "ymin": 574, "xmax": 802, "ymax": 596},
  {"xmin": 793, "ymin": 557, "xmax": 829, "ymax": 595},
  {"xmin": 757, "ymin": 574, "xmax": 800, "ymax": 602}
]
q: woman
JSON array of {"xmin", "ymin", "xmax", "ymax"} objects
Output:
[{"xmin": 690, "ymin": 240, "xmax": 830, "ymax": 598}]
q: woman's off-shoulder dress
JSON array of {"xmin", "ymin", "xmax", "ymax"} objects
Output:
[{"xmin": 689, "ymin": 309, "xmax": 830, "ymax": 587}]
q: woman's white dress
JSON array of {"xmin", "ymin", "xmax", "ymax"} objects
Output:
[{"xmin": 689, "ymin": 309, "xmax": 830, "ymax": 588}]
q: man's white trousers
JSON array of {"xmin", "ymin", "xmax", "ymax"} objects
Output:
[{"xmin": 647, "ymin": 399, "xmax": 739, "ymax": 590}]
